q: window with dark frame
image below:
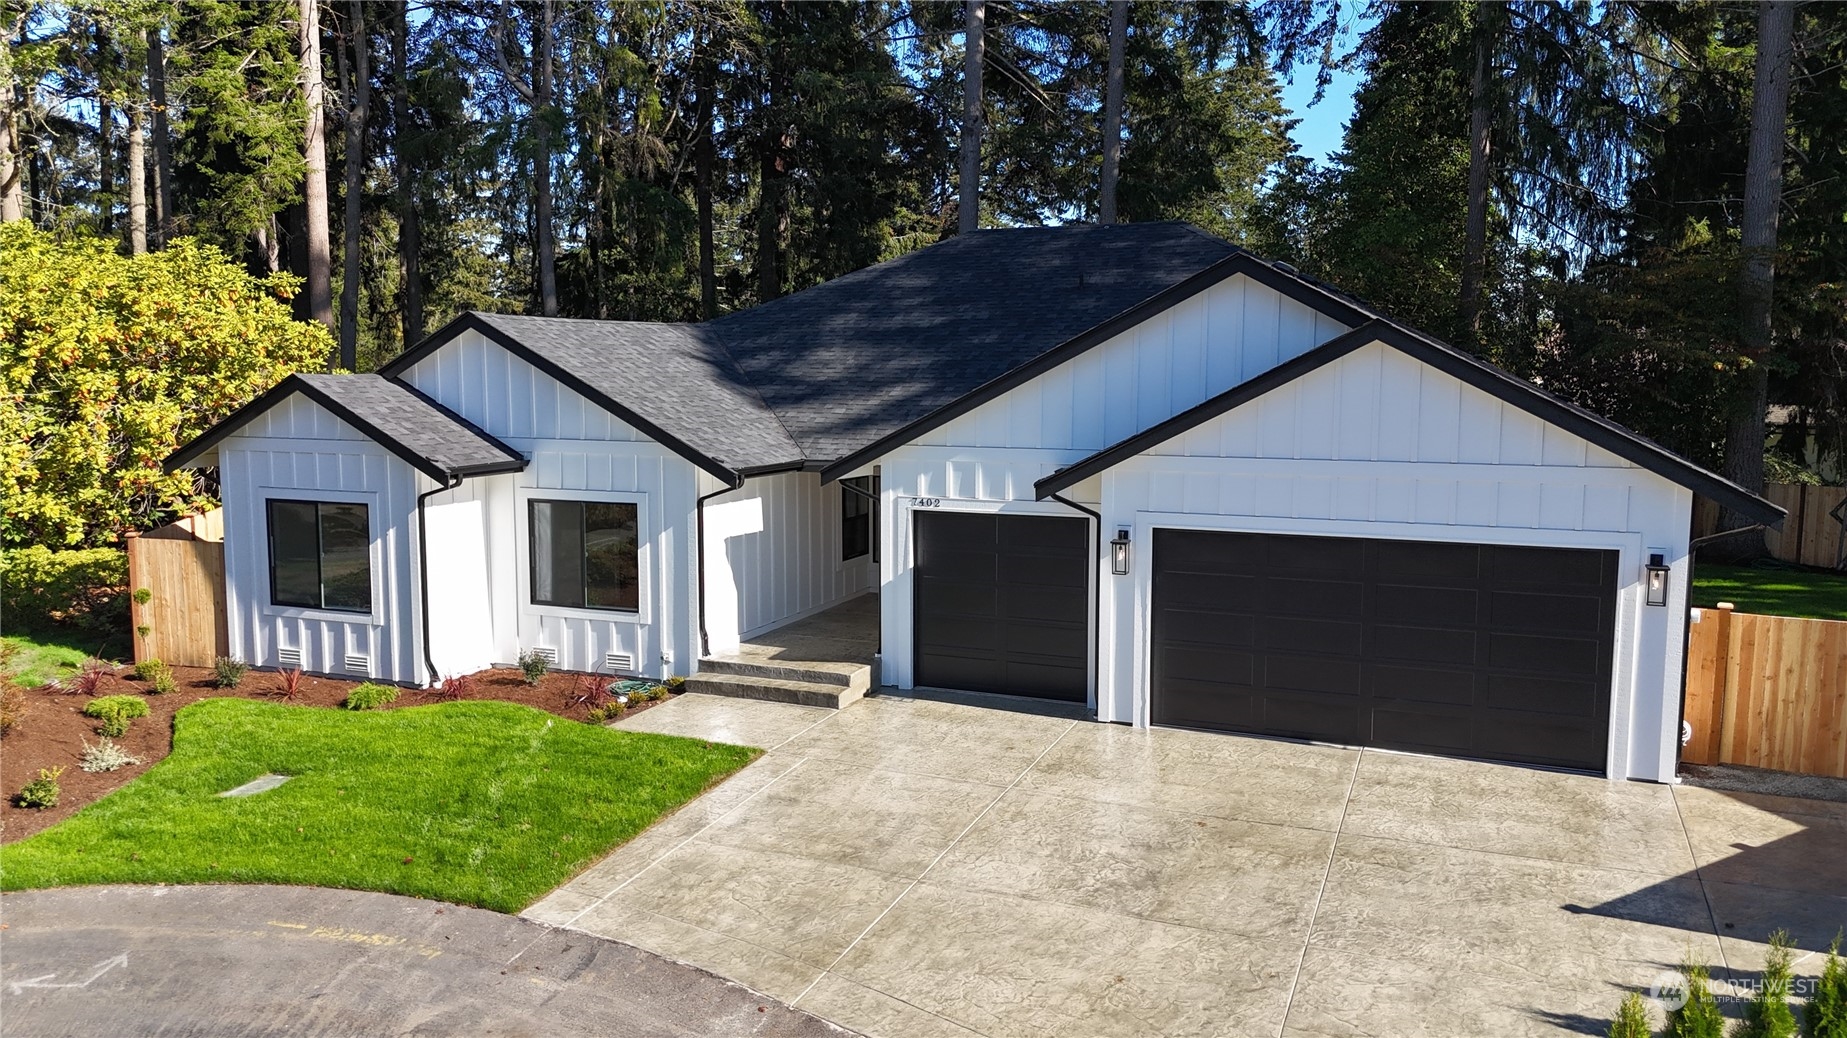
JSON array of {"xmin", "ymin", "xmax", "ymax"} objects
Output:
[
  {"xmin": 267, "ymin": 500, "xmax": 372, "ymax": 612},
  {"xmin": 841, "ymin": 476, "xmax": 875, "ymax": 561},
  {"xmin": 529, "ymin": 500, "xmax": 640, "ymax": 611}
]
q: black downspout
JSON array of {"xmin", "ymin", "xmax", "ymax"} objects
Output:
[
  {"xmin": 417, "ymin": 474, "xmax": 463, "ymax": 686},
  {"xmin": 696, "ymin": 476, "xmax": 744, "ymax": 659},
  {"xmin": 1048, "ymin": 491, "xmax": 1103, "ymax": 717}
]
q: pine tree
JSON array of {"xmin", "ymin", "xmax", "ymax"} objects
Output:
[
  {"xmin": 1802, "ymin": 934, "xmax": 1847, "ymax": 1038},
  {"xmin": 1609, "ymin": 992, "xmax": 1655, "ymax": 1038},
  {"xmin": 1667, "ymin": 959, "xmax": 1727, "ymax": 1038},
  {"xmin": 1741, "ymin": 930, "xmax": 1801, "ymax": 1038}
]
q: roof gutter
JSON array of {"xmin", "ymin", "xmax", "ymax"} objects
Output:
[{"xmin": 416, "ymin": 472, "xmax": 465, "ymax": 687}]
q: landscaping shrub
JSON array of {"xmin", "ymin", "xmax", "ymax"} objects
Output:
[
  {"xmin": 14, "ymin": 766, "xmax": 64, "ymax": 809},
  {"xmin": 151, "ymin": 668, "xmax": 177, "ymax": 695},
  {"xmin": 1741, "ymin": 930, "xmax": 1800, "ymax": 1038},
  {"xmin": 83, "ymin": 694, "xmax": 149, "ymax": 737},
  {"xmin": 0, "ymin": 547, "xmax": 128, "ymax": 633},
  {"xmin": 665, "ymin": 675, "xmax": 686, "ymax": 688},
  {"xmin": 0, "ymin": 682, "xmax": 27, "ymax": 737},
  {"xmin": 1609, "ymin": 992, "xmax": 1654, "ymax": 1038},
  {"xmin": 270, "ymin": 667, "xmax": 305, "ymax": 701},
  {"xmin": 1668, "ymin": 960, "xmax": 1728, "ymax": 1038},
  {"xmin": 78, "ymin": 737, "xmax": 142, "ymax": 773},
  {"xmin": 212, "ymin": 656, "xmax": 249, "ymax": 689},
  {"xmin": 132, "ymin": 658, "xmax": 165, "ymax": 681},
  {"xmin": 517, "ymin": 649, "xmax": 549, "ymax": 685},
  {"xmin": 343, "ymin": 682, "xmax": 399, "ymax": 710},
  {"xmin": 1804, "ymin": 935, "xmax": 1847, "ymax": 1038},
  {"xmin": 62, "ymin": 658, "xmax": 113, "ymax": 696},
  {"xmin": 426, "ymin": 673, "xmax": 472, "ymax": 702}
]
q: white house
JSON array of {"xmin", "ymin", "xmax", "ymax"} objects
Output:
[{"xmin": 167, "ymin": 222, "xmax": 1782, "ymax": 782}]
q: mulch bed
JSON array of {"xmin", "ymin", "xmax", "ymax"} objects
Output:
[{"xmin": 1, "ymin": 665, "xmax": 677, "ymax": 843}]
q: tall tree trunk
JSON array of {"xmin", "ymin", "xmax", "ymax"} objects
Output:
[
  {"xmin": 339, "ymin": 0, "xmax": 368, "ymax": 370},
  {"xmin": 1458, "ymin": 10, "xmax": 1494, "ymax": 350},
  {"xmin": 97, "ymin": 22, "xmax": 115, "ymax": 233},
  {"xmin": 757, "ymin": 141, "xmax": 780, "ymax": 303},
  {"xmin": 126, "ymin": 102, "xmax": 147, "ymax": 253},
  {"xmin": 392, "ymin": 3, "xmax": 422, "ymax": 345},
  {"xmin": 147, "ymin": 27, "xmax": 175, "ymax": 247},
  {"xmin": 300, "ymin": 0, "xmax": 334, "ymax": 331},
  {"xmin": 1098, "ymin": 0, "xmax": 1126, "ymax": 224},
  {"xmin": 695, "ymin": 37, "xmax": 717, "ymax": 319},
  {"xmin": 1716, "ymin": 0, "xmax": 1798, "ymax": 555},
  {"xmin": 534, "ymin": 0, "xmax": 558, "ymax": 317},
  {"xmin": 958, "ymin": 0, "xmax": 984, "ymax": 234},
  {"xmin": 0, "ymin": 28, "xmax": 20, "ymax": 223}
]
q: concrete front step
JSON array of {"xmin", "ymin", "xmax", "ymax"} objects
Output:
[
  {"xmin": 696, "ymin": 655, "xmax": 871, "ymax": 692},
  {"xmin": 682, "ymin": 672, "xmax": 866, "ymax": 710}
]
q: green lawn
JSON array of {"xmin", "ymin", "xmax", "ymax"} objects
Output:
[
  {"xmin": 1, "ymin": 627, "xmax": 124, "ymax": 688},
  {"xmin": 1692, "ymin": 563, "xmax": 1847, "ymax": 622},
  {"xmin": 0, "ymin": 699, "xmax": 758, "ymax": 911}
]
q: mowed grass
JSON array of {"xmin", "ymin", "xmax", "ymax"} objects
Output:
[
  {"xmin": 1692, "ymin": 563, "xmax": 1847, "ymax": 622},
  {"xmin": 0, "ymin": 699, "xmax": 758, "ymax": 911},
  {"xmin": 1, "ymin": 629, "xmax": 113, "ymax": 688}
]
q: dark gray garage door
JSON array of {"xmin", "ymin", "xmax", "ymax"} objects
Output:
[
  {"xmin": 1151, "ymin": 530, "xmax": 1618, "ymax": 771},
  {"xmin": 914, "ymin": 512, "xmax": 1088, "ymax": 702}
]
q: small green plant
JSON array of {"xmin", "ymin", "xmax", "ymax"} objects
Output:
[
  {"xmin": 1668, "ymin": 959, "xmax": 1728, "ymax": 1038},
  {"xmin": 83, "ymin": 694, "xmax": 150, "ymax": 736},
  {"xmin": 665, "ymin": 675, "xmax": 685, "ymax": 688},
  {"xmin": 132, "ymin": 587, "xmax": 153, "ymax": 605},
  {"xmin": 151, "ymin": 668, "xmax": 177, "ymax": 695},
  {"xmin": 135, "ymin": 624, "xmax": 152, "ymax": 639},
  {"xmin": 1740, "ymin": 930, "xmax": 1800, "ymax": 1038},
  {"xmin": 79, "ymin": 737, "xmax": 142, "ymax": 773},
  {"xmin": 585, "ymin": 705, "xmax": 611, "ymax": 723},
  {"xmin": 14, "ymin": 766, "xmax": 65, "ymax": 809},
  {"xmin": 132, "ymin": 657, "xmax": 165, "ymax": 681},
  {"xmin": 343, "ymin": 682, "xmax": 400, "ymax": 710},
  {"xmin": 1609, "ymin": 991, "xmax": 1654, "ymax": 1038},
  {"xmin": 212, "ymin": 656, "xmax": 249, "ymax": 689},
  {"xmin": 1803, "ymin": 933, "xmax": 1847, "ymax": 1038},
  {"xmin": 517, "ymin": 649, "xmax": 550, "ymax": 685}
]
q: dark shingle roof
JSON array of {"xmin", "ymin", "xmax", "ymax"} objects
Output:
[
  {"xmin": 165, "ymin": 374, "xmax": 526, "ymax": 482},
  {"xmin": 459, "ymin": 314, "xmax": 801, "ymax": 475},
  {"xmin": 707, "ymin": 222, "xmax": 1237, "ymax": 461}
]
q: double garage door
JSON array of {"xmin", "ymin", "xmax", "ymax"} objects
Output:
[
  {"xmin": 1152, "ymin": 529, "xmax": 1618, "ymax": 772},
  {"xmin": 913, "ymin": 513, "xmax": 1618, "ymax": 772}
]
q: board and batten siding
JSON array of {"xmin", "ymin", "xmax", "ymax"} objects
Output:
[
  {"xmin": 1095, "ymin": 341, "xmax": 1693, "ymax": 782},
  {"xmin": 703, "ymin": 470, "xmax": 874, "ymax": 653},
  {"xmin": 876, "ymin": 273, "xmax": 1351, "ymax": 696},
  {"xmin": 400, "ymin": 330, "xmax": 701, "ymax": 679},
  {"xmin": 217, "ymin": 394, "xmax": 422, "ymax": 684}
]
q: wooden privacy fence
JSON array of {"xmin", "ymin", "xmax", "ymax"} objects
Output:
[
  {"xmin": 1693, "ymin": 483, "xmax": 1847, "ymax": 569},
  {"xmin": 126, "ymin": 509, "xmax": 228, "ymax": 667},
  {"xmin": 1682, "ymin": 603, "xmax": 1847, "ymax": 779}
]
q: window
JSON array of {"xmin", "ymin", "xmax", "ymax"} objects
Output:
[
  {"xmin": 529, "ymin": 500, "xmax": 639, "ymax": 611},
  {"xmin": 841, "ymin": 477, "xmax": 875, "ymax": 561},
  {"xmin": 267, "ymin": 500, "xmax": 372, "ymax": 612}
]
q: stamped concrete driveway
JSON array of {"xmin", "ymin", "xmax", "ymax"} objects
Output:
[{"xmin": 527, "ymin": 693, "xmax": 1847, "ymax": 1038}]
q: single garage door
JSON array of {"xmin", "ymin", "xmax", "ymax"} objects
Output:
[
  {"xmin": 1151, "ymin": 530, "xmax": 1618, "ymax": 771},
  {"xmin": 914, "ymin": 512, "xmax": 1088, "ymax": 702}
]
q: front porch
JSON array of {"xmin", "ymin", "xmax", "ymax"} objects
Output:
[{"xmin": 687, "ymin": 594, "xmax": 879, "ymax": 709}]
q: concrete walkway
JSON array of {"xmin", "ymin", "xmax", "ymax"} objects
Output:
[
  {"xmin": 0, "ymin": 884, "xmax": 845, "ymax": 1038},
  {"xmin": 529, "ymin": 692, "xmax": 1847, "ymax": 1038}
]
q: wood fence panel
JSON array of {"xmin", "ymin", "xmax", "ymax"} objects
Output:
[
  {"xmin": 127, "ymin": 509, "xmax": 228, "ymax": 668},
  {"xmin": 1692, "ymin": 484, "xmax": 1847, "ymax": 569},
  {"xmin": 1687, "ymin": 607, "xmax": 1847, "ymax": 779}
]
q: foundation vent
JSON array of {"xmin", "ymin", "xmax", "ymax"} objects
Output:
[
  {"xmin": 529, "ymin": 646, "xmax": 559, "ymax": 666},
  {"xmin": 276, "ymin": 646, "xmax": 304, "ymax": 669},
  {"xmin": 604, "ymin": 652, "xmax": 634, "ymax": 674},
  {"xmin": 343, "ymin": 653, "xmax": 371, "ymax": 676}
]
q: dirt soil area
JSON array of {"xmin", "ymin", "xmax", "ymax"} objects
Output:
[{"xmin": 1, "ymin": 666, "xmax": 677, "ymax": 842}]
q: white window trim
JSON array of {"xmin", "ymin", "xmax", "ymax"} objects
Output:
[
  {"xmin": 513, "ymin": 485, "xmax": 653, "ymax": 625},
  {"xmin": 254, "ymin": 486, "xmax": 386, "ymax": 625}
]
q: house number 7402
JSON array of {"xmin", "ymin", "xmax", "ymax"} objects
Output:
[{"xmin": 915, "ymin": 497, "xmax": 943, "ymax": 508}]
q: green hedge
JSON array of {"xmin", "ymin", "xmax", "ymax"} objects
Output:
[{"xmin": 1, "ymin": 546, "xmax": 129, "ymax": 633}]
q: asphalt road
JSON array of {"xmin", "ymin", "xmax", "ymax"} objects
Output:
[{"xmin": 0, "ymin": 885, "xmax": 848, "ymax": 1038}]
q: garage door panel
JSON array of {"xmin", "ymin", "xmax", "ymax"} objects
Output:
[
  {"xmin": 1265, "ymin": 654, "xmax": 1362, "ymax": 696},
  {"xmin": 1370, "ymin": 664, "xmax": 1477, "ymax": 706},
  {"xmin": 1264, "ymin": 616, "xmax": 1363, "ymax": 655},
  {"xmin": 1158, "ymin": 609, "xmax": 1253, "ymax": 647},
  {"xmin": 915, "ymin": 513, "xmax": 1088, "ymax": 703},
  {"xmin": 1151, "ymin": 529, "xmax": 1616, "ymax": 773},
  {"xmin": 1374, "ymin": 584, "xmax": 1478, "ymax": 624},
  {"xmin": 1489, "ymin": 632, "xmax": 1601, "ymax": 675},
  {"xmin": 1372, "ymin": 625, "xmax": 1478, "ymax": 666}
]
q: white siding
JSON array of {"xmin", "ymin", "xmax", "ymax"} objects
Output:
[
  {"xmin": 401, "ymin": 328, "xmax": 651, "ymax": 442},
  {"xmin": 218, "ymin": 398, "xmax": 422, "ymax": 684},
  {"xmin": 920, "ymin": 274, "xmax": 1350, "ymax": 451},
  {"xmin": 704, "ymin": 470, "xmax": 875, "ymax": 652}
]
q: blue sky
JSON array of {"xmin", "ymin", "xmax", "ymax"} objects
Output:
[{"xmin": 1277, "ymin": 61, "xmax": 1362, "ymax": 167}]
